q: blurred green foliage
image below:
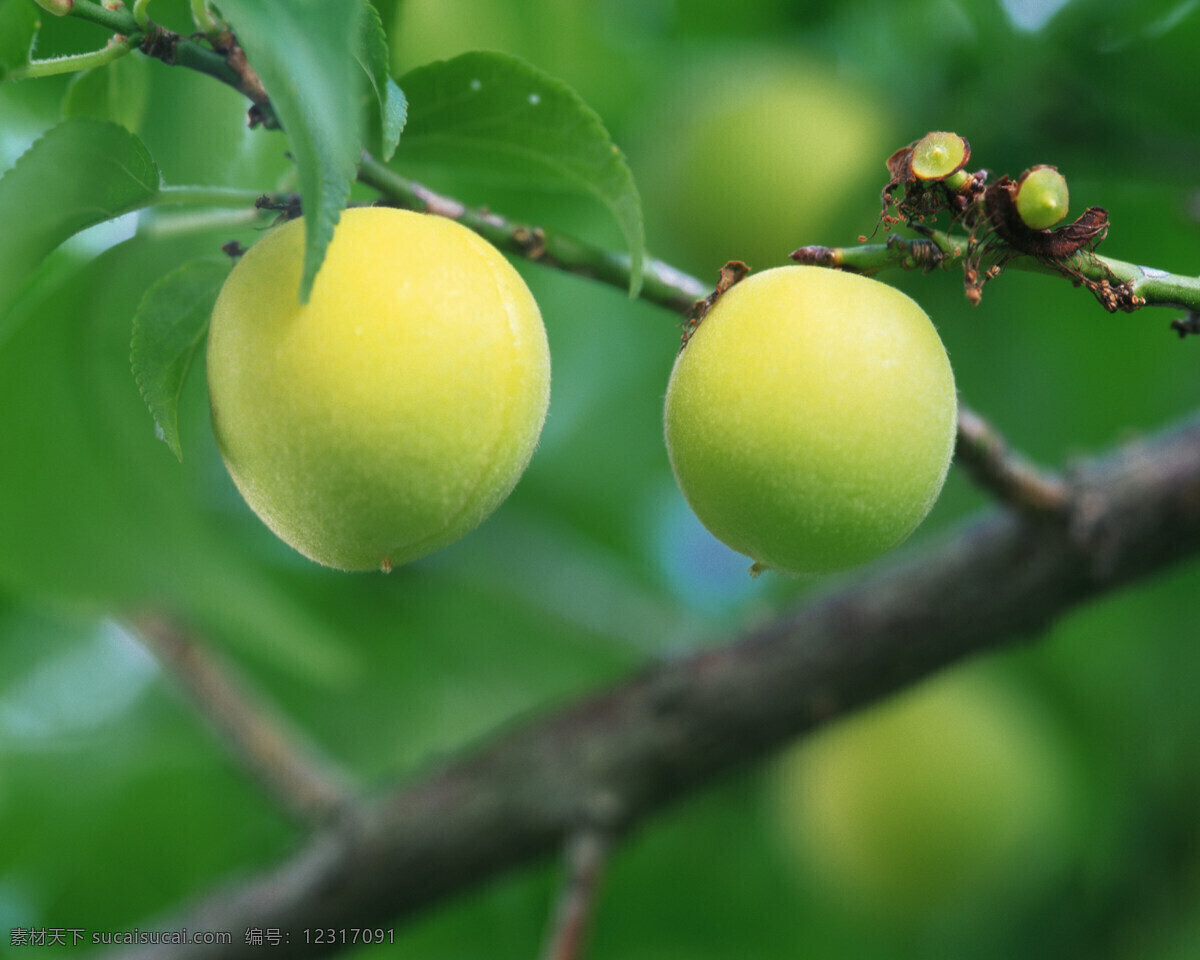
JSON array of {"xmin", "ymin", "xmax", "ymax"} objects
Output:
[{"xmin": 3, "ymin": 0, "xmax": 1200, "ymax": 957}]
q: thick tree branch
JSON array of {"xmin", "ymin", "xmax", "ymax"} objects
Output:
[{"xmin": 111, "ymin": 410, "xmax": 1200, "ymax": 960}]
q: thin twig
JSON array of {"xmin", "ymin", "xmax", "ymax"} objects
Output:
[
  {"xmin": 50, "ymin": 7, "xmax": 1199, "ymax": 320},
  {"xmin": 955, "ymin": 403, "xmax": 1071, "ymax": 515},
  {"xmin": 541, "ymin": 827, "xmax": 613, "ymax": 960},
  {"xmin": 129, "ymin": 614, "xmax": 354, "ymax": 827},
  {"xmin": 60, "ymin": 0, "xmax": 1198, "ymax": 319},
  {"xmin": 357, "ymin": 154, "xmax": 708, "ymax": 314},
  {"xmin": 792, "ymin": 228, "xmax": 1200, "ymax": 314},
  {"xmin": 65, "ymin": 0, "xmax": 281, "ymax": 128}
]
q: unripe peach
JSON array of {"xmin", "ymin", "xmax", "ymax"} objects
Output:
[
  {"xmin": 206, "ymin": 207, "xmax": 550, "ymax": 571},
  {"xmin": 664, "ymin": 266, "xmax": 955, "ymax": 573}
]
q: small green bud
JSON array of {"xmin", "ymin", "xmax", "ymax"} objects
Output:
[
  {"xmin": 910, "ymin": 132, "xmax": 970, "ymax": 181},
  {"xmin": 1016, "ymin": 166, "xmax": 1069, "ymax": 231}
]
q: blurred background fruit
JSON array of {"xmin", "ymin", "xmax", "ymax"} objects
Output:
[
  {"xmin": 630, "ymin": 52, "xmax": 891, "ymax": 276},
  {"xmin": 771, "ymin": 665, "xmax": 1084, "ymax": 927}
]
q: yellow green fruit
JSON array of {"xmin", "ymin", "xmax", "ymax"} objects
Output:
[
  {"xmin": 663, "ymin": 265, "xmax": 956, "ymax": 573},
  {"xmin": 772, "ymin": 670, "xmax": 1078, "ymax": 918},
  {"xmin": 206, "ymin": 207, "xmax": 550, "ymax": 572}
]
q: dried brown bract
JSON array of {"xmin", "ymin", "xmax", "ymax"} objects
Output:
[
  {"xmin": 867, "ymin": 133, "xmax": 981, "ymax": 239},
  {"xmin": 984, "ymin": 178, "xmax": 1108, "ymax": 258},
  {"xmin": 963, "ymin": 177, "xmax": 1121, "ymax": 307},
  {"xmin": 681, "ymin": 261, "xmax": 750, "ymax": 348}
]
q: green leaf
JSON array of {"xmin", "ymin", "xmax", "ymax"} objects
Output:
[
  {"xmin": 131, "ymin": 257, "xmax": 230, "ymax": 461},
  {"xmin": 217, "ymin": 0, "xmax": 366, "ymax": 303},
  {"xmin": 0, "ymin": 0, "xmax": 38, "ymax": 81},
  {"xmin": 62, "ymin": 53, "xmax": 152, "ymax": 132},
  {"xmin": 381, "ymin": 77, "xmax": 408, "ymax": 155},
  {"xmin": 397, "ymin": 51, "xmax": 645, "ymax": 295},
  {"xmin": 0, "ymin": 119, "xmax": 159, "ymax": 322},
  {"xmin": 0, "ymin": 231, "xmax": 358, "ymax": 682},
  {"xmin": 355, "ymin": 1, "xmax": 406, "ymax": 161}
]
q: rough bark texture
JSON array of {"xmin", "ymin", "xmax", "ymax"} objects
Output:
[{"xmin": 114, "ymin": 413, "xmax": 1200, "ymax": 960}]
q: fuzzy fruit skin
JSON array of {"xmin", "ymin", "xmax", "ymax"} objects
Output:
[
  {"xmin": 664, "ymin": 266, "xmax": 956, "ymax": 573},
  {"xmin": 207, "ymin": 207, "xmax": 550, "ymax": 571}
]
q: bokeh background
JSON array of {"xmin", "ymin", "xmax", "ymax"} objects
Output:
[{"xmin": 4, "ymin": 0, "xmax": 1200, "ymax": 956}]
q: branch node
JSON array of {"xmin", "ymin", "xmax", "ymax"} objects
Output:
[
  {"xmin": 789, "ymin": 244, "xmax": 843, "ymax": 268},
  {"xmin": 255, "ymin": 192, "xmax": 302, "ymax": 222},
  {"xmin": 138, "ymin": 24, "xmax": 179, "ymax": 64},
  {"xmin": 513, "ymin": 225, "xmax": 548, "ymax": 260},
  {"xmin": 1065, "ymin": 485, "xmax": 1122, "ymax": 579}
]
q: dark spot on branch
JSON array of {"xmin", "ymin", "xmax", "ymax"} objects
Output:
[
  {"xmin": 888, "ymin": 233, "xmax": 946, "ymax": 273},
  {"xmin": 1171, "ymin": 312, "xmax": 1200, "ymax": 338},
  {"xmin": 789, "ymin": 245, "xmax": 842, "ymax": 268},
  {"xmin": 512, "ymin": 226, "xmax": 547, "ymax": 260},
  {"xmin": 139, "ymin": 24, "xmax": 180, "ymax": 64},
  {"xmin": 255, "ymin": 193, "xmax": 302, "ymax": 222},
  {"xmin": 246, "ymin": 104, "xmax": 272, "ymax": 129}
]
